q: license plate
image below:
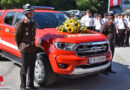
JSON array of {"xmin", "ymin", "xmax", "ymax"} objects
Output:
[{"xmin": 89, "ymin": 56, "xmax": 106, "ymax": 64}]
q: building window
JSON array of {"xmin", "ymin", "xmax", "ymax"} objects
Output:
[{"xmin": 124, "ymin": 0, "xmax": 130, "ymax": 4}]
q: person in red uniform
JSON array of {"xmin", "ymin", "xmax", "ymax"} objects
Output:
[
  {"xmin": 100, "ymin": 13, "xmax": 116, "ymax": 75},
  {"xmin": 15, "ymin": 4, "xmax": 37, "ymax": 90}
]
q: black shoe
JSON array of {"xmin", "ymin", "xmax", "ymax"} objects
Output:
[
  {"xmin": 20, "ymin": 87, "xmax": 26, "ymax": 90},
  {"xmin": 28, "ymin": 86, "xmax": 38, "ymax": 90},
  {"xmin": 103, "ymin": 71, "xmax": 109, "ymax": 75},
  {"xmin": 124, "ymin": 44, "xmax": 129, "ymax": 47},
  {"xmin": 109, "ymin": 70, "xmax": 116, "ymax": 74}
]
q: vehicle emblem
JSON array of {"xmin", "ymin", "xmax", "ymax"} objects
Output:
[
  {"xmin": 5, "ymin": 28, "xmax": 9, "ymax": 32},
  {"xmin": 91, "ymin": 46, "xmax": 100, "ymax": 52}
]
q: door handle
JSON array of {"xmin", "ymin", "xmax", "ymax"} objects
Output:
[
  {"xmin": 0, "ymin": 28, "xmax": 3, "ymax": 30},
  {"xmin": 11, "ymin": 31, "xmax": 15, "ymax": 34}
]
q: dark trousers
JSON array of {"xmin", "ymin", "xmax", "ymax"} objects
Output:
[
  {"xmin": 110, "ymin": 41, "xmax": 115, "ymax": 59},
  {"xmin": 118, "ymin": 29, "xmax": 126, "ymax": 46},
  {"xmin": 87, "ymin": 27, "xmax": 94, "ymax": 31},
  {"xmin": 95, "ymin": 29, "xmax": 100, "ymax": 32},
  {"xmin": 115, "ymin": 34, "xmax": 119, "ymax": 45},
  {"xmin": 107, "ymin": 41, "xmax": 115, "ymax": 71},
  {"xmin": 124, "ymin": 30, "xmax": 129, "ymax": 46},
  {"xmin": 20, "ymin": 52, "xmax": 36, "ymax": 88}
]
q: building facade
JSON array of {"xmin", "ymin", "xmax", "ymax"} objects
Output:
[{"xmin": 110, "ymin": 0, "xmax": 130, "ymax": 14}]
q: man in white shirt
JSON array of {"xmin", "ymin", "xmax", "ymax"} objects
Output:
[
  {"xmin": 124, "ymin": 14, "xmax": 130, "ymax": 46},
  {"xmin": 93, "ymin": 13, "xmax": 98, "ymax": 31},
  {"xmin": 114, "ymin": 14, "xmax": 119, "ymax": 26},
  {"xmin": 94, "ymin": 14, "xmax": 104, "ymax": 32},
  {"xmin": 116, "ymin": 14, "xmax": 128, "ymax": 46},
  {"xmin": 102, "ymin": 13, "xmax": 108, "ymax": 24},
  {"xmin": 114, "ymin": 14, "xmax": 119, "ymax": 45},
  {"xmin": 80, "ymin": 10, "xmax": 94, "ymax": 30},
  {"xmin": 94, "ymin": 13, "xmax": 98, "ymax": 22}
]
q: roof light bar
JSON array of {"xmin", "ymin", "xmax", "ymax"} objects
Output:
[{"xmin": 32, "ymin": 6, "xmax": 54, "ymax": 10}]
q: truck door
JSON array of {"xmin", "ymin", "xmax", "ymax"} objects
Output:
[
  {"xmin": 0, "ymin": 11, "xmax": 19, "ymax": 56},
  {"xmin": 0, "ymin": 11, "xmax": 3, "ymax": 50}
]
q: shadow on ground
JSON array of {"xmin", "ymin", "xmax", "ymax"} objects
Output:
[
  {"xmin": 0, "ymin": 57, "xmax": 130, "ymax": 90},
  {"xmin": 36, "ymin": 61, "xmax": 130, "ymax": 90},
  {"xmin": 0, "ymin": 57, "xmax": 10, "ymax": 61}
]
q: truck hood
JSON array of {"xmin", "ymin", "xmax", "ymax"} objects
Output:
[{"xmin": 36, "ymin": 28, "xmax": 107, "ymax": 45}]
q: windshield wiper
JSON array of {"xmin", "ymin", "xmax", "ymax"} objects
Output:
[
  {"xmin": 37, "ymin": 27, "xmax": 56, "ymax": 29},
  {"xmin": 38, "ymin": 27, "xmax": 46, "ymax": 29}
]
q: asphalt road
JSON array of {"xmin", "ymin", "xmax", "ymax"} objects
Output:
[{"xmin": 0, "ymin": 47, "xmax": 130, "ymax": 90}]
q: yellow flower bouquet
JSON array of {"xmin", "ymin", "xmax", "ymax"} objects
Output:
[{"xmin": 57, "ymin": 18, "xmax": 87, "ymax": 34}]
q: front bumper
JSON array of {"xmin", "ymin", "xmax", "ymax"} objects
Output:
[
  {"xmin": 49, "ymin": 51, "xmax": 111, "ymax": 75},
  {"xmin": 58, "ymin": 61, "xmax": 110, "ymax": 78},
  {"xmin": 70, "ymin": 61, "xmax": 110, "ymax": 76}
]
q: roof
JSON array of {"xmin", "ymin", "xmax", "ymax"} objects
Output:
[{"xmin": 2, "ymin": 9, "xmax": 61, "ymax": 13}]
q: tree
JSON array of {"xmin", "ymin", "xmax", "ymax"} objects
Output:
[
  {"xmin": 0, "ymin": 0, "xmax": 108, "ymax": 15},
  {"xmin": 76, "ymin": 0, "xmax": 108, "ymax": 15},
  {"xmin": 0, "ymin": 0, "xmax": 40, "ymax": 9},
  {"xmin": 50, "ymin": 0, "xmax": 76, "ymax": 10}
]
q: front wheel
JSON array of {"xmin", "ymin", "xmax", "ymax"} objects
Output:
[
  {"xmin": 34, "ymin": 53, "xmax": 56, "ymax": 86},
  {"xmin": 0, "ymin": 55, "xmax": 2, "ymax": 60}
]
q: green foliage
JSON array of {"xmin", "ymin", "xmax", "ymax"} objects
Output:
[
  {"xmin": 0, "ymin": 0, "xmax": 108, "ymax": 15},
  {"xmin": 76, "ymin": 0, "xmax": 108, "ymax": 15},
  {"xmin": 0, "ymin": 0, "xmax": 50, "ymax": 9},
  {"xmin": 50, "ymin": 0, "xmax": 76, "ymax": 10}
]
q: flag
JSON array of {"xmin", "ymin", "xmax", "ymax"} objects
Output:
[
  {"xmin": 0, "ymin": 76, "xmax": 3, "ymax": 82},
  {"xmin": 110, "ymin": 0, "xmax": 121, "ymax": 7}
]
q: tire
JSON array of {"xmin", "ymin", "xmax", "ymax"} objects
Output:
[
  {"xmin": 89, "ymin": 73, "xmax": 99, "ymax": 77},
  {"xmin": 0, "ymin": 55, "xmax": 2, "ymax": 60},
  {"xmin": 0, "ymin": 56, "xmax": 1, "ymax": 60},
  {"xmin": 34, "ymin": 52, "xmax": 56, "ymax": 86}
]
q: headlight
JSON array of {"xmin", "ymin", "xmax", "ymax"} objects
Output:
[{"xmin": 54, "ymin": 42, "xmax": 76, "ymax": 51}]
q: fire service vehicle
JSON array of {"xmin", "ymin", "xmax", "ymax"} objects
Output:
[{"xmin": 0, "ymin": 6, "xmax": 111, "ymax": 86}]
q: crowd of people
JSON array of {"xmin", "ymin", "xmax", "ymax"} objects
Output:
[
  {"xmin": 80, "ymin": 10, "xmax": 130, "ymax": 74},
  {"xmin": 80, "ymin": 10, "xmax": 130, "ymax": 47}
]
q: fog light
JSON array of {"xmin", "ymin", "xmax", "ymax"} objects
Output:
[{"xmin": 58, "ymin": 63, "xmax": 68, "ymax": 69}]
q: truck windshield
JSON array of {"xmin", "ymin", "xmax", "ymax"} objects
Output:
[{"xmin": 33, "ymin": 12, "xmax": 68, "ymax": 29}]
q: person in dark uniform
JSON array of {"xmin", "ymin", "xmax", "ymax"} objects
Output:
[
  {"xmin": 100, "ymin": 13, "xmax": 116, "ymax": 75},
  {"xmin": 15, "ymin": 4, "xmax": 37, "ymax": 90}
]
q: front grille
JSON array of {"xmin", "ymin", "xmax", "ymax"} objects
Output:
[{"xmin": 75, "ymin": 41, "xmax": 109, "ymax": 57}]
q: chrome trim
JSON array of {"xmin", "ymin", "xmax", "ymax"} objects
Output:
[
  {"xmin": 74, "ymin": 41, "xmax": 109, "ymax": 57},
  {"xmin": 79, "ymin": 41, "xmax": 109, "ymax": 45},
  {"xmin": 77, "ymin": 46, "xmax": 107, "ymax": 53},
  {"xmin": 70, "ymin": 61, "xmax": 110, "ymax": 75}
]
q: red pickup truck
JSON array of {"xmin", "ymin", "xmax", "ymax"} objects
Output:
[{"xmin": 0, "ymin": 7, "xmax": 111, "ymax": 86}]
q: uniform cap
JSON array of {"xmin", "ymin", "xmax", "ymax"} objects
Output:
[
  {"xmin": 106, "ymin": 13, "xmax": 114, "ymax": 20},
  {"xmin": 23, "ymin": 4, "xmax": 34, "ymax": 15}
]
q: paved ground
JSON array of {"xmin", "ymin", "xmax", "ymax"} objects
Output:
[{"xmin": 0, "ymin": 47, "xmax": 130, "ymax": 90}]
